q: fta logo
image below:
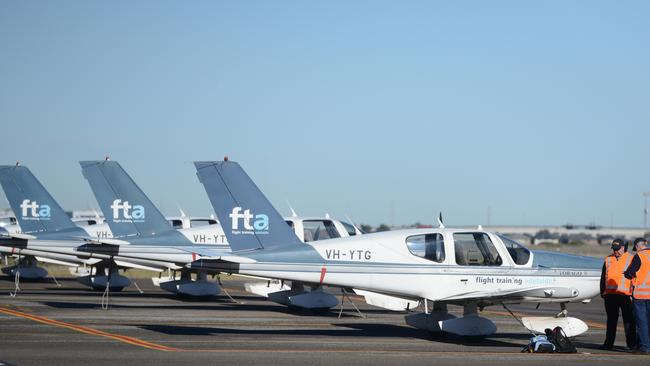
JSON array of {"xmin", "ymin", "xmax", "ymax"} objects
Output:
[
  {"xmin": 110, "ymin": 199, "xmax": 145, "ymax": 222},
  {"xmin": 20, "ymin": 199, "xmax": 51, "ymax": 220},
  {"xmin": 229, "ymin": 207, "xmax": 269, "ymax": 234}
]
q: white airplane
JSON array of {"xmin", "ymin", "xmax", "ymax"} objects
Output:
[
  {"xmin": 0, "ymin": 206, "xmax": 232, "ymax": 287},
  {"xmin": 184, "ymin": 160, "xmax": 603, "ymax": 338},
  {"xmin": 1, "ymin": 159, "xmax": 603, "ymax": 339},
  {"xmin": 0, "ymin": 164, "xmax": 228, "ymax": 289},
  {"xmin": 0, "ymin": 162, "xmax": 365, "ymax": 308}
]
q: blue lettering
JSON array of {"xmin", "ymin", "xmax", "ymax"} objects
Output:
[
  {"xmin": 254, "ymin": 214, "xmax": 269, "ymax": 230},
  {"xmin": 131, "ymin": 205, "xmax": 145, "ymax": 220},
  {"xmin": 38, "ymin": 204, "xmax": 51, "ymax": 218}
]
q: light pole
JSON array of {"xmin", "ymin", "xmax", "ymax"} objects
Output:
[{"xmin": 644, "ymin": 192, "xmax": 650, "ymax": 230}]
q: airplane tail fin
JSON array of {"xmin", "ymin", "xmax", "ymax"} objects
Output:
[
  {"xmin": 79, "ymin": 160, "xmax": 171, "ymax": 238},
  {"xmin": 0, "ymin": 164, "xmax": 77, "ymax": 234},
  {"xmin": 194, "ymin": 160, "xmax": 302, "ymax": 252}
]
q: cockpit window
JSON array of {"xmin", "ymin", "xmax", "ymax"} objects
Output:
[
  {"xmin": 498, "ymin": 234, "xmax": 531, "ymax": 265},
  {"xmin": 406, "ymin": 233, "xmax": 445, "ymax": 263},
  {"xmin": 0, "ymin": 217, "xmax": 16, "ymax": 226},
  {"xmin": 190, "ymin": 219, "xmax": 217, "ymax": 227},
  {"xmin": 302, "ymin": 220, "xmax": 341, "ymax": 242},
  {"xmin": 168, "ymin": 219, "xmax": 183, "ymax": 229},
  {"xmin": 341, "ymin": 222, "xmax": 358, "ymax": 236},
  {"xmin": 453, "ymin": 233, "xmax": 502, "ymax": 266}
]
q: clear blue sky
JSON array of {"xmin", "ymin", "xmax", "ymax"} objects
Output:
[{"xmin": 1, "ymin": 1, "xmax": 649, "ymax": 227}]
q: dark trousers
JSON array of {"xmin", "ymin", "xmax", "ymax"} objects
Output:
[{"xmin": 604, "ymin": 294, "xmax": 636, "ymax": 348}]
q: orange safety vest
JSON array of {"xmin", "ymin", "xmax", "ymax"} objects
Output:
[
  {"xmin": 633, "ymin": 250, "xmax": 650, "ymax": 300},
  {"xmin": 604, "ymin": 252, "xmax": 633, "ymax": 296}
]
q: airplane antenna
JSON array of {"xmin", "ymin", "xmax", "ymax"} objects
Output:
[
  {"xmin": 325, "ymin": 213, "xmax": 330, "ymax": 219},
  {"xmin": 437, "ymin": 212, "xmax": 445, "ymax": 229},
  {"xmin": 286, "ymin": 201, "xmax": 298, "ymax": 217},
  {"xmin": 344, "ymin": 214, "xmax": 356, "ymax": 226},
  {"xmin": 105, "ymin": 156, "xmax": 110, "ymax": 161},
  {"xmin": 477, "ymin": 224, "xmax": 483, "ymax": 230},
  {"xmin": 223, "ymin": 156, "xmax": 229, "ymax": 162},
  {"xmin": 15, "ymin": 161, "xmax": 20, "ymax": 167},
  {"xmin": 177, "ymin": 203, "xmax": 187, "ymax": 218}
]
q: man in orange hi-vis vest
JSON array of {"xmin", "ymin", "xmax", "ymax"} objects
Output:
[
  {"xmin": 624, "ymin": 237, "xmax": 650, "ymax": 355},
  {"xmin": 599, "ymin": 238, "xmax": 636, "ymax": 350}
]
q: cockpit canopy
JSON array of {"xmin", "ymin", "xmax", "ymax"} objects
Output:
[{"xmin": 403, "ymin": 230, "xmax": 532, "ymax": 267}]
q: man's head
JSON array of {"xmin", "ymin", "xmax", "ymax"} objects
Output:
[
  {"xmin": 634, "ymin": 237, "xmax": 648, "ymax": 252},
  {"xmin": 611, "ymin": 238, "xmax": 625, "ymax": 257}
]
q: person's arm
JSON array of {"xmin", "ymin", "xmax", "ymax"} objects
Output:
[
  {"xmin": 624, "ymin": 255, "xmax": 641, "ymax": 280},
  {"xmin": 600, "ymin": 261, "xmax": 606, "ymax": 296}
]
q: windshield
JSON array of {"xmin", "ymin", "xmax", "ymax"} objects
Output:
[
  {"xmin": 341, "ymin": 222, "xmax": 358, "ymax": 236},
  {"xmin": 497, "ymin": 234, "xmax": 531, "ymax": 265}
]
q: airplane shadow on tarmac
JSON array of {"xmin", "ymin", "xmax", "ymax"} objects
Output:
[
  {"xmin": 37, "ymin": 300, "xmax": 399, "ymax": 319},
  {"xmin": 32, "ymin": 299, "xmax": 607, "ymax": 352},
  {"xmin": 136, "ymin": 323, "xmax": 531, "ymax": 348}
]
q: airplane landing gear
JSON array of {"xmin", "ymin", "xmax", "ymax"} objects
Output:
[
  {"xmin": 245, "ymin": 280, "xmax": 340, "ymax": 311},
  {"xmin": 156, "ymin": 269, "xmax": 221, "ymax": 298},
  {"xmin": 1, "ymin": 255, "xmax": 48, "ymax": 280},
  {"xmin": 405, "ymin": 301, "xmax": 497, "ymax": 338},
  {"xmin": 77, "ymin": 260, "xmax": 131, "ymax": 292}
]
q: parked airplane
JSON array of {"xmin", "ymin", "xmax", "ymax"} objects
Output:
[
  {"xmin": 187, "ymin": 160, "xmax": 603, "ymax": 338},
  {"xmin": 39, "ymin": 159, "xmax": 400, "ymax": 310},
  {"xmin": 0, "ymin": 164, "xmax": 181, "ymax": 288},
  {"xmin": 78, "ymin": 159, "xmax": 365, "ymax": 307},
  {"xmin": 0, "ymin": 161, "xmax": 368, "ymax": 308}
]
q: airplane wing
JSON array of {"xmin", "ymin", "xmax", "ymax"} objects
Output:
[
  {"xmin": 179, "ymin": 247, "xmax": 257, "ymax": 264},
  {"xmin": 76, "ymin": 237, "xmax": 131, "ymax": 246},
  {"xmin": 5, "ymin": 233, "xmax": 37, "ymax": 240},
  {"xmin": 34, "ymin": 256, "xmax": 89, "ymax": 267}
]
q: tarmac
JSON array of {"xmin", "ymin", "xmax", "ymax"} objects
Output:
[{"xmin": 0, "ymin": 275, "xmax": 648, "ymax": 366}]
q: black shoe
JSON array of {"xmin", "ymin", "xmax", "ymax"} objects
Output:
[{"xmin": 598, "ymin": 344, "xmax": 613, "ymax": 351}]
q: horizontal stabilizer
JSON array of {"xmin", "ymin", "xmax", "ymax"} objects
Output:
[
  {"xmin": 179, "ymin": 247, "xmax": 257, "ymax": 264},
  {"xmin": 77, "ymin": 237, "xmax": 130, "ymax": 246},
  {"xmin": 187, "ymin": 253, "xmax": 257, "ymax": 274},
  {"xmin": 113, "ymin": 260, "xmax": 167, "ymax": 272},
  {"xmin": 6, "ymin": 233, "xmax": 37, "ymax": 240},
  {"xmin": 34, "ymin": 256, "xmax": 84, "ymax": 267},
  {"xmin": 75, "ymin": 243, "xmax": 120, "ymax": 256}
]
